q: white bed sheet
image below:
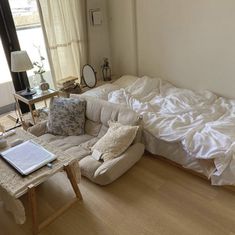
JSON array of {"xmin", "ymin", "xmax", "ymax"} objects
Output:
[{"xmin": 82, "ymin": 75, "xmax": 235, "ymax": 186}]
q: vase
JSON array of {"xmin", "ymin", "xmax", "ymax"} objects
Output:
[{"xmin": 39, "ymin": 73, "xmax": 49, "ymax": 91}]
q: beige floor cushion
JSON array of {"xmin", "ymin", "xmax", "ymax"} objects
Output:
[
  {"xmin": 28, "ymin": 95, "xmax": 145, "ymax": 185},
  {"xmin": 38, "ymin": 134, "xmax": 94, "ymax": 160},
  {"xmin": 80, "ymin": 143, "xmax": 145, "ymax": 185}
]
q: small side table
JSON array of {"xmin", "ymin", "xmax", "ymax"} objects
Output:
[{"xmin": 14, "ymin": 89, "xmax": 59, "ymax": 127}]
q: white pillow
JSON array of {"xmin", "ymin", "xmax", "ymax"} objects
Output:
[
  {"xmin": 113, "ymin": 75, "xmax": 139, "ymax": 88},
  {"xmin": 126, "ymin": 76, "xmax": 161, "ymax": 98},
  {"xmin": 91, "ymin": 121, "xmax": 139, "ymax": 161},
  {"xmin": 108, "ymin": 89, "xmax": 127, "ymax": 105}
]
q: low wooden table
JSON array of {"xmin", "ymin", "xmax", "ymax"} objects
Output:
[
  {"xmin": 14, "ymin": 89, "xmax": 59, "ymax": 126},
  {"xmin": 0, "ymin": 129, "xmax": 82, "ymax": 235}
]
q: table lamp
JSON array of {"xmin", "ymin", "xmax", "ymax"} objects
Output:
[{"xmin": 11, "ymin": 50, "xmax": 36, "ymax": 96}]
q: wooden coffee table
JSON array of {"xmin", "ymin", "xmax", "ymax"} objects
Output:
[{"xmin": 0, "ymin": 129, "xmax": 82, "ymax": 235}]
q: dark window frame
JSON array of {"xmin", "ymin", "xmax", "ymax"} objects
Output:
[{"xmin": 0, "ymin": 0, "xmax": 30, "ymax": 113}]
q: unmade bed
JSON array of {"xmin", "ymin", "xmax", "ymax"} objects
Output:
[{"xmin": 80, "ymin": 75, "xmax": 235, "ymax": 186}]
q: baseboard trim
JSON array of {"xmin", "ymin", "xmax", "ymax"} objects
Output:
[{"xmin": 0, "ymin": 103, "xmax": 15, "ymax": 115}]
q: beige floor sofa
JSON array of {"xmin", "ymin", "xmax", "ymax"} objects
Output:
[{"xmin": 28, "ymin": 96, "xmax": 145, "ymax": 185}]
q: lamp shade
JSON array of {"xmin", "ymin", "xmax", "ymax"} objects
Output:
[{"xmin": 11, "ymin": 51, "xmax": 33, "ymax": 72}]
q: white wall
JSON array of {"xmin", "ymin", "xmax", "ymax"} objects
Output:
[
  {"xmin": 0, "ymin": 82, "xmax": 15, "ymax": 108},
  {"xmin": 107, "ymin": 0, "xmax": 137, "ymax": 77},
  {"xmin": 108, "ymin": 0, "xmax": 235, "ymax": 98},
  {"xmin": 87, "ymin": 0, "xmax": 111, "ymax": 80}
]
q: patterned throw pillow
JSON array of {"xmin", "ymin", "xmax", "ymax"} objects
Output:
[{"xmin": 47, "ymin": 97, "xmax": 86, "ymax": 136}]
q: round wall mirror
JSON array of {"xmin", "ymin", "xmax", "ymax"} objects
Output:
[{"xmin": 82, "ymin": 64, "xmax": 97, "ymax": 88}]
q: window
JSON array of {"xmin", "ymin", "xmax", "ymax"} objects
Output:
[{"xmin": 9, "ymin": 0, "xmax": 53, "ymax": 87}]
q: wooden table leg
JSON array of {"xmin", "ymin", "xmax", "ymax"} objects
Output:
[
  {"xmin": 14, "ymin": 96, "xmax": 24, "ymax": 125},
  {"xmin": 28, "ymin": 104, "xmax": 36, "ymax": 125},
  {"xmin": 27, "ymin": 165, "xmax": 82, "ymax": 234},
  {"xmin": 44, "ymin": 99, "xmax": 47, "ymax": 107},
  {"xmin": 28, "ymin": 185, "xmax": 39, "ymax": 235},
  {"xmin": 64, "ymin": 164, "xmax": 83, "ymax": 200}
]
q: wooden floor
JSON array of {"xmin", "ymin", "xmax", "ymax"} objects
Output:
[
  {"xmin": 0, "ymin": 154, "xmax": 235, "ymax": 235},
  {"xmin": 0, "ymin": 111, "xmax": 19, "ymax": 131}
]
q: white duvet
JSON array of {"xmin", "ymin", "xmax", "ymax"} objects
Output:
[{"xmin": 84, "ymin": 75, "xmax": 235, "ymax": 185}]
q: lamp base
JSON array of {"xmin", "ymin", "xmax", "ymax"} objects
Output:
[{"xmin": 20, "ymin": 88, "xmax": 36, "ymax": 97}]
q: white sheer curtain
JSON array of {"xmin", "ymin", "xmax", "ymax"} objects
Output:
[{"xmin": 37, "ymin": 0, "xmax": 87, "ymax": 84}]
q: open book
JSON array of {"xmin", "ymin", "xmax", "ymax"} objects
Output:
[{"xmin": 0, "ymin": 140, "xmax": 56, "ymax": 175}]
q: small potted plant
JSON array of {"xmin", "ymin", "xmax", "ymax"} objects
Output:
[{"xmin": 33, "ymin": 46, "xmax": 49, "ymax": 91}]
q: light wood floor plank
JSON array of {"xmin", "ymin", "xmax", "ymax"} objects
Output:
[{"xmin": 0, "ymin": 155, "xmax": 235, "ymax": 235}]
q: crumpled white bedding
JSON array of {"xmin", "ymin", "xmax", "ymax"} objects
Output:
[{"xmin": 84, "ymin": 75, "xmax": 235, "ymax": 185}]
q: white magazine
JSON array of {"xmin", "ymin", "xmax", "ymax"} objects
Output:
[{"xmin": 0, "ymin": 140, "xmax": 56, "ymax": 175}]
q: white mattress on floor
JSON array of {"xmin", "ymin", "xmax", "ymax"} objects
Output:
[
  {"xmin": 142, "ymin": 130, "xmax": 205, "ymax": 175},
  {"xmin": 82, "ymin": 75, "xmax": 235, "ymax": 185},
  {"xmin": 142, "ymin": 129, "xmax": 235, "ymax": 185}
]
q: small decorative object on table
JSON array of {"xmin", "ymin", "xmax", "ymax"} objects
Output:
[
  {"xmin": 11, "ymin": 50, "xmax": 36, "ymax": 96},
  {"xmin": 33, "ymin": 46, "xmax": 50, "ymax": 91},
  {"xmin": 101, "ymin": 57, "xmax": 111, "ymax": 81},
  {"xmin": 82, "ymin": 64, "xmax": 97, "ymax": 88},
  {"xmin": 57, "ymin": 76, "xmax": 81, "ymax": 97}
]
